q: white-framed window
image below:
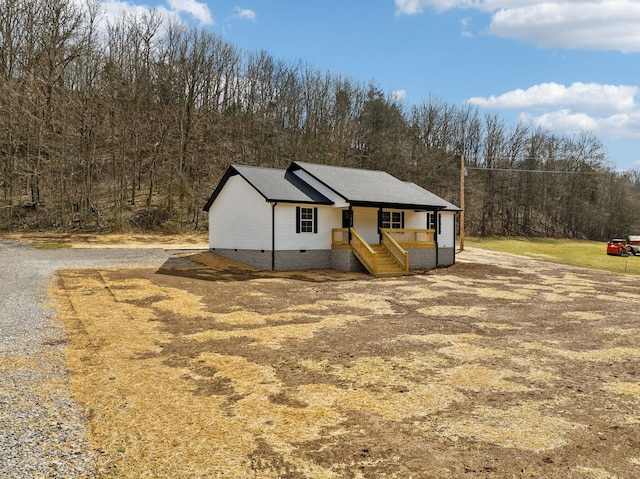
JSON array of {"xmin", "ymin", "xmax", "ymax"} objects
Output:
[
  {"xmin": 381, "ymin": 211, "xmax": 403, "ymax": 229},
  {"xmin": 296, "ymin": 206, "xmax": 317, "ymax": 233}
]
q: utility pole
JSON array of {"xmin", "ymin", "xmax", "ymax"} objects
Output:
[{"xmin": 460, "ymin": 154, "xmax": 465, "ymax": 251}]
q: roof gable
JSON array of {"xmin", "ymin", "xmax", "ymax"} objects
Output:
[{"xmin": 203, "ymin": 164, "xmax": 332, "ymax": 211}]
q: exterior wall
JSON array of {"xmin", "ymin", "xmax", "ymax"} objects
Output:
[
  {"xmin": 211, "ymin": 248, "xmax": 334, "ymax": 271},
  {"xmin": 407, "ymin": 247, "xmax": 437, "ymax": 269},
  {"xmin": 208, "ymin": 174, "xmax": 343, "ymax": 253},
  {"xmin": 438, "ymin": 247, "xmax": 455, "ymax": 266},
  {"xmin": 212, "ymin": 248, "xmax": 273, "ymax": 270},
  {"xmin": 403, "ymin": 210, "xmax": 426, "ymax": 229},
  {"xmin": 435, "ymin": 212, "xmax": 456, "ymax": 266},
  {"xmin": 213, "ymin": 246, "xmax": 453, "ymax": 272},
  {"xmin": 209, "ymin": 190, "xmax": 343, "ymax": 270},
  {"xmin": 274, "ymin": 204, "xmax": 341, "ymax": 251},
  {"xmin": 438, "ymin": 211, "xmax": 456, "ymax": 248},
  {"xmin": 353, "ymin": 207, "xmax": 379, "ymax": 244},
  {"xmin": 331, "ymin": 249, "xmax": 367, "ymax": 272},
  {"xmin": 274, "ymin": 250, "xmax": 332, "ymax": 270},
  {"xmin": 208, "ymin": 175, "xmax": 272, "ymax": 250}
]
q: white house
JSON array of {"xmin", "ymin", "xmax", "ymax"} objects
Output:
[{"xmin": 203, "ymin": 161, "xmax": 461, "ymax": 276}]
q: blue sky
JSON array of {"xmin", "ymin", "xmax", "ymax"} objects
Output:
[{"xmin": 100, "ymin": 0, "xmax": 640, "ymax": 171}]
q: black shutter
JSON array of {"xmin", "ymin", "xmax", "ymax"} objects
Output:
[
  {"xmin": 296, "ymin": 206, "xmax": 300, "ymax": 233},
  {"xmin": 313, "ymin": 207, "xmax": 318, "ymax": 233},
  {"xmin": 342, "ymin": 209, "xmax": 350, "ymax": 228},
  {"xmin": 401, "ymin": 212, "xmax": 405, "ymax": 229}
]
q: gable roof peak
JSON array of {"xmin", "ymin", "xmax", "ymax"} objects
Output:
[{"xmin": 203, "ymin": 163, "xmax": 332, "ymax": 211}]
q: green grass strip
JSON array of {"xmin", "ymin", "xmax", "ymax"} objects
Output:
[{"xmin": 465, "ymin": 237, "xmax": 640, "ymax": 276}]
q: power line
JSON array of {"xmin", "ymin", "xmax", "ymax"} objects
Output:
[{"xmin": 465, "ymin": 167, "xmax": 618, "ymax": 176}]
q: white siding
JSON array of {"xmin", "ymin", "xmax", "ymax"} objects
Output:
[
  {"xmin": 439, "ymin": 211, "xmax": 456, "ymax": 248},
  {"xmin": 353, "ymin": 207, "xmax": 379, "ymax": 244},
  {"xmin": 403, "ymin": 210, "xmax": 425, "ymax": 229},
  {"xmin": 274, "ymin": 204, "xmax": 341, "ymax": 250},
  {"xmin": 367, "ymin": 208, "xmax": 456, "ymax": 249},
  {"xmin": 352, "ymin": 208, "xmax": 427, "ymax": 244},
  {"xmin": 208, "ymin": 175, "xmax": 272, "ymax": 250},
  {"xmin": 405, "ymin": 210, "xmax": 456, "ymax": 248}
]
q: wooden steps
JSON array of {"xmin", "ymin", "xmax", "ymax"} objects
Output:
[
  {"xmin": 369, "ymin": 244, "xmax": 406, "ymax": 277},
  {"xmin": 348, "ymin": 228, "xmax": 408, "ymax": 277}
]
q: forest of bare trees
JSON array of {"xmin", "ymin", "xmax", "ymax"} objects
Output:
[{"xmin": 1, "ymin": 0, "xmax": 639, "ymax": 239}]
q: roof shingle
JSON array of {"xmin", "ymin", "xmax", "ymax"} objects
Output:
[
  {"xmin": 204, "ymin": 162, "xmax": 460, "ymax": 212},
  {"xmin": 290, "ymin": 161, "xmax": 460, "ymax": 210}
]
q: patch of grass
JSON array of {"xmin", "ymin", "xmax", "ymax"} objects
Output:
[
  {"xmin": 32, "ymin": 242, "xmax": 72, "ymax": 249},
  {"xmin": 465, "ymin": 237, "xmax": 640, "ymax": 276}
]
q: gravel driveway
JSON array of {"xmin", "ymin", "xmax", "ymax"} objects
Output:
[{"xmin": 0, "ymin": 240, "xmax": 181, "ymax": 478}]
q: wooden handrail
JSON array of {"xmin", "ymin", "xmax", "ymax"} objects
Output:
[
  {"xmin": 381, "ymin": 230, "xmax": 409, "ymax": 272},
  {"xmin": 384, "ymin": 228, "xmax": 435, "ymax": 246},
  {"xmin": 350, "ymin": 228, "xmax": 378, "ymax": 275},
  {"xmin": 331, "ymin": 228, "xmax": 349, "ymax": 246},
  {"xmin": 332, "ymin": 227, "xmax": 417, "ymax": 276}
]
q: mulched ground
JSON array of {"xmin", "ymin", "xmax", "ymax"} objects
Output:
[{"xmin": 52, "ymin": 248, "xmax": 640, "ymax": 478}]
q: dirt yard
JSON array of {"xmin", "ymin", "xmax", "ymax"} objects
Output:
[{"xmin": 51, "ymin": 248, "xmax": 640, "ymax": 479}]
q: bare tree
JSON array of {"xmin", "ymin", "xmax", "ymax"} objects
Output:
[{"xmin": 0, "ymin": 4, "xmax": 636, "ymax": 237}]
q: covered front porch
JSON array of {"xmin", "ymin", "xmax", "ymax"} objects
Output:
[{"xmin": 331, "ymin": 227, "xmax": 437, "ymax": 277}]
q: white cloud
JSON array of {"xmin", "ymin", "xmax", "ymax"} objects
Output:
[
  {"xmin": 390, "ymin": 89, "xmax": 407, "ymax": 101},
  {"xmin": 96, "ymin": 0, "xmax": 212, "ymax": 28},
  {"xmin": 395, "ymin": 0, "xmax": 473, "ymax": 15},
  {"xmin": 469, "ymin": 82, "xmax": 640, "ymax": 141},
  {"xmin": 94, "ymin": 0, "xmax": 178, "ymax": 33},
  {"xmin": 526, "ymin": 110, "xmax": 640, "ymax": 140},
  {"xmin": 487, "ymin": 1, "xmax": 640, "ymax": 52},
  {"xmin": 167, "ymin": 0, "xmax": 213, "ymax": 25},
  {"xmin": 460, "ymin": 16, "xmax": 473, "ymax": 37},
  {"xmin": 521, "ymin": 109, "xmax": 598, "ymax": 133},
  {"xmin": 468, "ymin": 82, "xmax": 639, "ymax": 114},
  {"xmin": 231, "ymin": 7, "xmax": 257, "ymax": 21},
  {"xmin": 101, "ymin": 0, "xmax": 155, "ymax": 19},
  {"xmin": 395, "ymin": 0, "xmax": 640, "ymax": 52},
  {"xmin": 394, "ymin": 0, "xmax": 425, "ymax": 15}
]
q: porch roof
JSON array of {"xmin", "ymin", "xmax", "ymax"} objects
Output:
[{"xmin": 289, "ymin": 161, "xmax": 461, "ymax": 211}]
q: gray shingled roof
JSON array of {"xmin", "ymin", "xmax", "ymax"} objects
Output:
[
  {"xmin": 204, "ymin": 162, "xmax": 461, "ymax": 212},
  {"xmin": 203, "ymin": 164, "xmax": 332, "ymax": 211},
  {"xmin": 402, "ymin": 182, "xmax": 461, "ymax": 211},
  {"xmin": 290, "ymin": 161, "xmax": 459, "ymax": 210}
]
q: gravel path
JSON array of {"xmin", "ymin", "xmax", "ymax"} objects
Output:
[{"xmin": 0, "ymin": 240, "xmax": 181, "ymax": 478}]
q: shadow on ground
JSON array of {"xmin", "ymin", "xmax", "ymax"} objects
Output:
[{"xmin": 156, "ymin": 252, "xmax": 371, "ymax": 283}]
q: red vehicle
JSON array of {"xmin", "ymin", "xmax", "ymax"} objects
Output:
[{"xmin": 607, "ymin": 238, "xmax": 639, "ymax": 256}]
